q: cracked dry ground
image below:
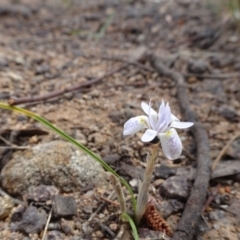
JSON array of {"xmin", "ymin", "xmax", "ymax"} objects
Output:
[{"xmin": 0, "ymin": 0, "xmax": 240, "ymax": 240}]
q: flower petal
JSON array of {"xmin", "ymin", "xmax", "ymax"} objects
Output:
[
  {"xmin": 159, "ymin": 128, "xmax": 182, "ymax": 160},
  {"xmin": 123, "ymin": 116, "xmax": 149, "ymax": 135},
  {"xmin": 157, "ymin": 101, "xmax": 172, "ymax": 133},
  {"xmin": 141, "ymin": 102, "xmax": 157, "ymax": 117},
  {"xmin": 141, "ymin": 129, "xmax": 158, "ymax": 142},
  {"xmin": 170, "ymin": 121, "xmax": 194, "ymax": 129},
  {"xmin": 171, "ymin": 114, "xmax": 179, "ymax": 122}
]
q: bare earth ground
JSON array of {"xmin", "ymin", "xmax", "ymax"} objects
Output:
[{"xmin": 0, "ymin": 0, "xmax": 240, "ymax": 239}]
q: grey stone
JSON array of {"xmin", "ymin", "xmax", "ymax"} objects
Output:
[
  {"xmin": 0, "ymin": 57, "xmax": 8, "ymax": 67},
  {"xmin": 154, "ymin": 165, "xmax": 176, "ymax": 179},
  {"xmin": 26, "ymin": 185, "xmax": 59, "ymax": 202},
  {"xmin": 209, "ymin": 210, "xmax": 225, "ymax": 221},
  {"xmin": 0, "ymin": 141, "xmax": 107, "ymax": 195},
  {"xmin": 159, "ymin": 175, "xmax": 191, "ymax": 200},
  {"xmin": 45, "ymin": 231, "xmax": 62, "ymax": 240},
  {"xmin": 157, "ymin": 199, "xmax": 184, "ymax": 218},
  {"xmin": 226, "ymin": 138, "xmax": 240, "ymax": 159},
  {"xmin": 218, "ymin": 105, "xmax": 239, "ymax": 122},
  {"xmin": 11, "ymin": 205, "xmax": 26, "ymax": 222},
  {"xmin": 187, "ymin": 60, "xmax": 209, "ymax": 74},
  {"xmin": 52, "ymin": 195, "xmax": 77, "ymax": 218},
  {"xmin": 13, "ymin": 206, "xmax": 47, "ymax": 234},
  {"xmin": 35, "ymin": 64, "xmax": 49, "ymax": 74}
]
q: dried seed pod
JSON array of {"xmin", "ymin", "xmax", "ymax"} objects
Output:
[{"xmin": 143, "ymin": 203, "xmax": 173, "ymax": 237}]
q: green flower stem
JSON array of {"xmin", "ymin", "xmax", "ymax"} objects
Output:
[{"xmin": 0, "ymin": 102, "xmax": 136, "ymax": 209}]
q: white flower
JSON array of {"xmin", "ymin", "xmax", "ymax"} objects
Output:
[{"xmin": 123, "ymin": 100, "xmax": 194, "ymax": 160}]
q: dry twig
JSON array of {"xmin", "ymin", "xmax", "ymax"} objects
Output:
[
  {"xmin": 184, "ymin": 72, "xmax": 240, "ymax": 80},
  {"xmin": 150, "ymin": 54, "xmax": 211, "ymax": 240},
  {"xmin": 201, "ymin": 184, "xmax": 221, "ymax": 213},
  {"xmin": 212, "ymin": 133, "xmax": 240, "ymax": 171},
  {"xmin": 8, "ymin": 64, "xmax": 128, "ymax": 106},
  {"xmin": 41, "ymin": 207, "xmax": 53, "ymax": 240}
]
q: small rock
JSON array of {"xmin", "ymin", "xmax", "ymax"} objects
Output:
[
  {"xmin": 159, "ymin": 176, "xmax": 191, "ymax": 200},
  {"xmin": 154, "ymin": 165, "xmax": 176, "ymax": 179},
  {"xmin": 52, "ymin": 195, "xmax": 77, "ymax": 218},
  {"xmin": 0, "ymin": 57, "xmax": 8, "ymax": 67},
  {"xmin": 129, "ymin": 45, "xmax": 148, "ymax": 63},
  {"xmin": 109, "ymin": 223, "xmax": 118, "ymax": 231},
  {"xmin": 75, "ymin": 221, "xmax": 82, "ymax": 230},
  {"xmin": 209, "ymin": 55, "xmax": 234, "ymax": 68},
  {"xmin": 74, "ymin": 130, "xmax": 87, "ymax": 145},
  {"xmin": 35, "ymin": 64, "xmax": 49, "ymax": 75},
  {"xmin": 15, "ymin": 56, "xmax": 25, "ymax": 65},
  {"xmin": 26, "ymin": 185, "xmax": 59, "ymax": 202},
  {"xmin": 88, "ymin": 132, "xmax": 107, "ymax": 145},
  {"xmin": 218, "ymin": 105, "xmax": 239, "ymax": 122},
  {"xmin": 209, "ymin": 210, "xmax": 225, "ymax": 221},
  {"xmin": 103, "ymin": 154, "xmax": 121, "ymax": 165},
  {"xmin": 157, "ymin": 199, "xmax": 184, "ymax": 218},
  {"xmin": 60, "ymin": 219, "xmax": 74, "ymax": 235},
  {"xmin": 0, "ymin": 196, "xmax": 14, "ymax": 220},
  {"xmin": 7, "ymin": 72, "xmax": 23, "ymax": 81},
  {"xmin": 0, "ymin": 4, "xmax": 32, "ymax": 17},
  {"xmin": 211, "ymin": 161, "xmax": 240, "ymax": 179},
  {"xmin": 45, "ymin": 230, "xmax": 62, "ymax": 240},
  {"xmin": 64, "ymin": 92, "xmax": 74, "ymax": 100},
  {"xmin": 187, "ymin": 60, "xmax": 209, "ymax": 74},
  {"xmin": 13, "ymin": 206, "xmax": 47, "ymax": 234},
  {"xmin": 0, "ymin": 141, "xmax": 106, "ymax": 195},
  {"xmin": 11, "ymin": 205, "xmax": 26, "ymax": 222},
  {"xmin": 176, "ymin": 166, "xmax": 196, "ymax": 180},
  {"xmin": 226, "ymin": 138, "xmax": 240, "ymax": 159}
]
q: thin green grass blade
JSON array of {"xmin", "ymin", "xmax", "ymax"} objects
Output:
[
  {"xmin": 122, "ymin": 212, "xmax": 139, "ymax": 240},
  {"xmin": 0, "ymin": 102, "xmax": 136, "ymax": 209}
]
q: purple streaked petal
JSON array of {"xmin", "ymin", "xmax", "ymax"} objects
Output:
[
  {"xmin": 159, "ymin": 128, "xmax": 182, "ymax": 160},
  {"xmin": 141, "ymin": 129, "xmax": 158, "ymax": 142},
  {"xmin": 123, "ymin": 116, "xmax": 149, "ymax": 135},
  {"xmin": 170, "ymin": 121, "xmax": 194, "ymax": 129}
]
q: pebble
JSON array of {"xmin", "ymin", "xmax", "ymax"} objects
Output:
[
  {"xmin": 109, "ymin": 223, "xmax": 118, "ymax": 231},
  {"xmin": 26, "ymin": 185, "xmax": 59, "ymax": 202},
  {"xmin": 0, "ymin": 141, "xmax": 107, "ymax": 195},
  {"xmin": 60, "ymin": 219, "xmax": 74, "ymax": 235},
  {"xmin": 35, "ymin": 64, "xmax": 49, "ymax": 74},
  {"xmin": 11, "ymin": 205, "xmax": 26, "ymax": 222},
  {"xmin": 159, "ymin": 175, "xmax": 191, "ymax": 200},
  {"xmin": 209, "ymin": 210, "xmax": 225, "ymax": 221},
  {"xmin": 75, "ymin": 221, "xmax": 82, "ymax": 230},
  {"xmin": 7, "ymin": 72, "xmax": 23, "ymax": 82},
  {"xmin": 187, "ymin": 59, "xmax": 209, "ymax": 74},
  {"xmin": 52, "ymin": 195, "xmax": 77, "ymax": 218},
  {"xmin": 12, "ymin": 206, "xmax": 47, "ymax": 234},
  {"xmin": 154, "ymin": 165, "xmax": 176, "ymax": 179},
  {"xmin": 0, "ymin": 196, "xmax": 14, "ymax": 220},
  {"xmin": 44, "ymin": 231, "xmax": 62, "ymax": 240},
  {"xmin": 157, "ymin": 199, "xmax": 184, "ymax": 218},
  {"xmin": 0, "ymin": 57, "xmax": 8, "ymax": 67}
]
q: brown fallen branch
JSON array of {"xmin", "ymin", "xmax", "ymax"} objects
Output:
[
  {"xmin": 8, "ymin": 64, "xmax": 128, "ymax": 106},
  {"xmin": 201, "ymin": 184, "xmax": 221, "ymax": 213},
  {"xmin": 80, "ymin": 53, "xmax": 154, "ymax": 72},
  {"xmin": 149, "ymin": 54, "xmax": 211, "ymax": 240},
  {"xmin": 184, "ymin": 72, "xmax": 240, "ymax": 80}
]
